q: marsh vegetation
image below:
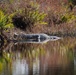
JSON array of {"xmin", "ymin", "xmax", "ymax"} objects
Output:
[{"xmin": 0, "ymin": 0, "xmax": 76, "ymax": 75}]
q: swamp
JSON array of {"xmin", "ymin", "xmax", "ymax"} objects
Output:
[{"xmin": 0, "ymin": 0, "xmax": 76, "ymax": 75}]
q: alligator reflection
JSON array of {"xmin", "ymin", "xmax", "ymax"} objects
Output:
[{"xmin": 0, "ymin": 37, "xmax": 75, "ymax": 75}]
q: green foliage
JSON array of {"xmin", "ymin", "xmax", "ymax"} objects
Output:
[
  {"xmin": 30, "ymin": 1, "xmax": 40, "ymax": 10},
  {"xmin": 61, "ymin": 12, "xmax": 76, "ymax": 23},
  {"xmin": 0, "ymin": 10, "xmax": 7, "ymax": 28},
  {"xmin": 0, "ymin": 0, "xmax": 47, "ymax": 30},
  {"xmin": 0, "ymin": 10, "xmax": 14, "ymax": 29},
  {"xmin": 22, "ymin": 9, "xmax": 47, "ymax": 25},
  {"xmin": 12, "ymin": 3, "xmax": 47, "ymax": 30}
]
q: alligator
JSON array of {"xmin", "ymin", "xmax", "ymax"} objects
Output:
[{"xmin": 13, "ymin": 33, "xmax": 61, "ymax": 43}]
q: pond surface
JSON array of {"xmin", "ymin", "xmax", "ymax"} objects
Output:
[{"xmin": 0, "ymin": 37, "xmax": 75, "ymax": 75}]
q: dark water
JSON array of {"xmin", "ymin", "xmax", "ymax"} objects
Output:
[{"xmin": 0, "ymin": 37, "xmax": 75, "ymax": 75}]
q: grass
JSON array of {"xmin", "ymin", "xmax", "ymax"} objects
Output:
[{"xmin": 0, "ymin": 0, "xmax": 76, "ymax": 38}]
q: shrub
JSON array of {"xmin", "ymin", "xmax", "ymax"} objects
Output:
[
  {"xmin": 0, "ymin": 10, "xmax": 14, "ymax": 30},
  {"xmin": 47, "ymin": 9, "xmax": 76, "ymax": 26},
  {"xmin": 61, "ymin": 12, "xmax": 76, "ymax": 23},
  {"xmin": 12, "ymin": 5, "xmax": 47, "ymax": 30}
]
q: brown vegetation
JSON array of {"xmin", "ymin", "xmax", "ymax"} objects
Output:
[{"xmin": 0, "ymin": 0, "xmax": 76, "ymax": 39}]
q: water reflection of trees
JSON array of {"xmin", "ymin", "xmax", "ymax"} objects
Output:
[{"xmin": 0, "ymin": 37, "xmax": 75, "ymax": 75}]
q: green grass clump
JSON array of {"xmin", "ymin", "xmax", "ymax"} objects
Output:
[
  {"xmin": 0, "ymin": 10, "xmax": 14, "ymax": 30},
  {"xmin": 61, "ymin": 12, "xmax": 76, "ymax": 23}
]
